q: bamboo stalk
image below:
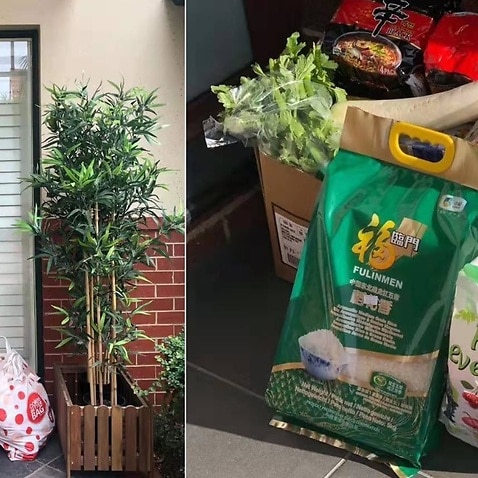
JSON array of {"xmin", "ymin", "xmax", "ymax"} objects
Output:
[
  {"xmin": 97, "ymin": 276, "xmax": 104, "ymax": 405},
  {"xmin": 94, "ymin": 202, "xmax": 104, "ymax": 405},
  {"xmin": 85, "ymin": 269, "xmax": 96, "ymax": 406},
  {"xmin": 111, "ymin": 269, "xmax": 117, "ymax": 406},
  {"xmin": 88, "ymin": 274, "xmax": 97, "ymax": 406}
]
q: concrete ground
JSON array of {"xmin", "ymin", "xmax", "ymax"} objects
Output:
[
  {"xmin": 0, "ymin": 433, "xmax": 155, "ymax": 478},
  {"xmin": 0, "ymin": 434, "xmax": 65, "ymax": 478},
  {"xmin": 186, "ymin": 209, "xmax": 478, "ymax": 478}
]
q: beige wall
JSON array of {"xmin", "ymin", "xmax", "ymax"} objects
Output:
[{"xmin": 0, "ymin": 0, "xmax": 185, "ymax": 212}]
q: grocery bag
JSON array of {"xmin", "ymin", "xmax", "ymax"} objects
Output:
[
  {"xmin": 441, "ymin": 259, "xmax": 478, "ymax": 447},
  {"xmin": 0, "ymin": 337, "xmax": 55, "ymax": 461},
  {"xmin": 264, "ymin": 107, "xmax": 478, "ymax": 476}
]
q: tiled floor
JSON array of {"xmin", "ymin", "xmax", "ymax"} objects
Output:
[
  {"xmin": 0, "ymin": 433, "xmax": 69, "ymax": 478},
  {"xmin": 0, "ymin": 433, "xmax": 153, "ymax": 478},
  {"xmin": 186, "ymin": 209, "xmax": 478, "ymax": 478}
]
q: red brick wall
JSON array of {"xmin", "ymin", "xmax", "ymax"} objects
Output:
[{"xmin": 41, "ymin": 226, "xmax": 185, "ymax": 408}]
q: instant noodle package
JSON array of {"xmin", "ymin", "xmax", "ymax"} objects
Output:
[
  {"xmin": 264, "ymin": 108, "xmax": 478, "ymax": 476},
  {"xmin": 322, "ymin": 0, "xmax": 458, "ymax": 98}
]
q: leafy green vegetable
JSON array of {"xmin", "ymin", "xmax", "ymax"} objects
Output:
[{"xmin": 211, "ymin": 32, "xmax": 346, "ymax": 176}]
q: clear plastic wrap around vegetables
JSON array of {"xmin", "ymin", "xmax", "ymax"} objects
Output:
[{"xmin": 208, "ymin": 33, "xmax": 346, "ymax": 176}]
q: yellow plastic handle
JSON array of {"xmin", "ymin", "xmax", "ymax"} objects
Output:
[{"xmin": 389, "ymin": 122, "xmax": 455, "ymax": 174}]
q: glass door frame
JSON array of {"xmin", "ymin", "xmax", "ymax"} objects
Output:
[{"xmin": 0, "ymin": 29, "xmax": 42, "ymax": 376}]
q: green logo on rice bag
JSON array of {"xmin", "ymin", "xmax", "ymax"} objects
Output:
[{"xmin": 371, "ymin": 372, "xmax": 407, "ymax": 400}]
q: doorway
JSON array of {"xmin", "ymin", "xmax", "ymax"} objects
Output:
[{"xmin": 0, "ymin": 31, "xmax": 40, "ymax": 371}]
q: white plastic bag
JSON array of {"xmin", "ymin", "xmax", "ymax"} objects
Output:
[
  {"xmin": 441, "ymin": 259, "xmax": 478, "ymax": 446},
  {"xmin": 0, "ymin": 337, "xmax": 55, "ymax": 461}
]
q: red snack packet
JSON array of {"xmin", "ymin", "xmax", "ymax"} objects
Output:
[{"xmin": 425, "ymin": 12, "xmax": 478, "ymax": 93}]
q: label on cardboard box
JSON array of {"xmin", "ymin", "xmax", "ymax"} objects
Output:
[{"xmin": 274, "ymin": 211, "xmax": 308, "ymax": 269}]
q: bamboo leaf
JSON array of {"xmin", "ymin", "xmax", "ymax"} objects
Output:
[
  {"xmin": 51, "ymin": 305, "xmax": 69, "ymax": 316},
  {"xmin": 55, "ymin": 337, "xmax": 73, "ymax": 349}
]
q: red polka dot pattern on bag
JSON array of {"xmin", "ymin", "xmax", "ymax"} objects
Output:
[{"xmin": 0, "ymin": 339, "xmax": 56, "ymax": 461}]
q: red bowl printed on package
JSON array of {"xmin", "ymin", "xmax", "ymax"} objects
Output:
[
  {"xmin": 322, "ymin": 0, "xmax": 443, "ymax": 99},
  {"xmin": 424, "ymin": 12, "xmax": 478, "ymax": 93}
]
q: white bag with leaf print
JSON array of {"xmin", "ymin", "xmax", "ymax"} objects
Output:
[
  {"xmin": 0, "ymin": 337, "xmax": 55, "ymax": 461},
  {"xmin": 441, "ymin": 259, "xmax": 478, "ymax": 447}
]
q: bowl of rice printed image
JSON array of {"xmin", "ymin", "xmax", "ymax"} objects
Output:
[{"xmin": 298, "ymin": 329, "xmax": 348, "ymax": 381}]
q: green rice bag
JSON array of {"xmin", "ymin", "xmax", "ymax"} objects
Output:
[{"xmin": 265, "ymin": 108, "xmax": 478, "ymax": 476}]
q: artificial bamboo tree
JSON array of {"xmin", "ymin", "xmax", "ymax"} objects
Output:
[{"xmin": 18, "ymin": 81, "xmax": 184, "ymax": 406}]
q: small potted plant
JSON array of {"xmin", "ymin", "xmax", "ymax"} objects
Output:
[
  {"xmin": 17, "ymin": 80, "xmax": 184, "ymax": 477},
  {"xmin": 136, "ymin": 331, "xmax": 185, "ymax": 477}
]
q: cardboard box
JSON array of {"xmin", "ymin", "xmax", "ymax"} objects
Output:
[{"xmin": 256, "ymin": 150, "xmax": 322, "ymax": 283}]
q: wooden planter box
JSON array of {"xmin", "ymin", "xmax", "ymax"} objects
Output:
[{"xmin": 54, "ymin": 364, "xmax": 153, "ymax": 478}]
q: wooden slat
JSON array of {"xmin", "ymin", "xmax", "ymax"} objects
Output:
[
  {"xmin": 97, "ymin": 406, "xmax": 110, "ymax": 470},
  {"xmin": 55, "ymin": 366, "xmax": 68, "ymax": 458},
  {"xmin": 0, "ymin": 305, "xmax": 23, "ymax": 316},
  {"xmin": 0, "ymin": 295, "xmax": 22, "ymax": 306},
  {"xmin": 138, "ymin": 406, "xmax": 151, "ymax": 472},
  {"xmin": 0, "ymin": 228, "xmax": 22, "ymax": 241},
  {"xmin": 69, "ymin": 406, "xmax": 82, "ymax": 469},
  {"xmin": 0, "ymin": 336, "xmax": 22, "ymax": 349},
  {"xmin": 124, "ymin": 406, "xmax": 138, "ymax": 471},
  {"xmin": 0, "ymin": 173, "xmax": 20, "ymax": 184},
  {"xmin": 111, "ymin": 406, "xmax": 123, "ymax": 471},
  {"xmin": 0, "ymin": 275, "xmax": 23, "ymax": 285},
  {"xmin": 0, "ymin": 116, "xmax": 20, "ymax": 127},
  {"xmin": 0, "ymin": 264, "xmax": 25, "ymax": 275},
  {"xmin": 0, "ymin": 161, "xmax": 20, "ymax": 172},
  {"xmin": 0, "ymin": 241, "xmax": 22, "ymax": 252},
  {"xmin": 0, "ymin": 126, "xmax": 20, "ymax": 138},
  {"xmin": 0, "ymin": 316, "xmax": 23, "ymax": 326},
  {"xmin": 0, "ymin": 210, "xmax": 21, "ymax": 224},
  {"xmin": 83, "ymin": 405, "xmax": 96, "ymax": 470},
  {"xmin": 0, "ymin": 191, "xmax": 21, "ymax": 206},
  {"xmin": 0, "ymin": 252, "xmax": 22, "ymax": 264},
  {"xmin": 0, "ymin": 284, "xmax": 22, "ymax": 295},
  {"xmin": 0, "ymin": 218, "xmax": 19, "ymax": 229},
  {"xmin": 0, "ymin": 183, "xmax": 21, "ymax": 195},
  {"xmin": 0, "ymin": 137, "xmax": 20, "ymax": 149},
  {"xmin": 0, "ymin": 148, "xmax": 20, "ymax": 160},
  {"xmin": 1, "ymin": 327, "xmax": 24, "ymax": 339},
  {"xmin": 0, "ymin": 103, "xmax": 20, "ymax": 115}
]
